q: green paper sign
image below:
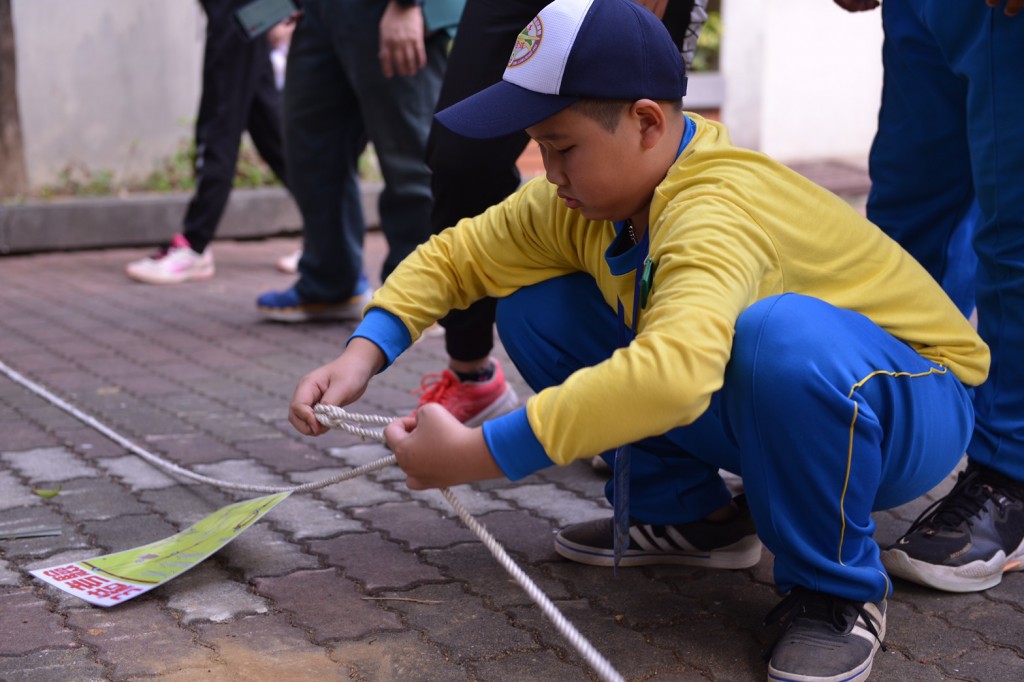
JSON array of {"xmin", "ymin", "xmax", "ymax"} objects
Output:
[{"xmin": 31, "ymin": 492, "xmax": 290, "ymax": 606}]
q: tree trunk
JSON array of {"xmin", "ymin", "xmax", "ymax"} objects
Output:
[{"xmin": 0, "ymin": 0, "xmax": 28, "ymax": 198}]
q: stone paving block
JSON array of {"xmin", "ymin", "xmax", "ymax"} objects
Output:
[
  {"xmin": 234, "ymin": 435, "xmax": 335, "ymax": 473},
  {"xmin": 670, "ymin": 569, "xmax": 775, "ymax": 628},
  {"xmin": 0, "ymin": 421, "xmax": 60, "ymax": 451},
  {"xmin": 326, "ymin": 441, "xmax": 394, "ymax": 467},
  {"xmin": 873, "ymin": 599, "xmax": 977, "ymax": 665},
  {"xmin": 385, "ymin": 582, "xmax": 538, "ymax": 661},
  {"xmin": 935, "ymin": 647, "xmax": 1024, "ymax": 681},
  {"xmin": 644, "ymin": 611, "xmax": 765, "ymax": 681},
  {"xmin": 95, "ymin": 454, "xmax": 180, "ymax": 490},
  {"xmin": 187, "ymin": 378, "xmax": 266, "ymax": 406},
  {"xmin": 162, "ymin": 562, "xmax": 270, "ymax": 624},
  {"xmin": 219, "ymin": 523, "xmax": 320, "ymax": 579},
  {"xmin": 92, "ymin": 398, "xmax": 195, "ymax": 438},
  {"xmin": 955, "ymin": 599, "xmax": 1024, "ymax": 651},
  {"xmin": 871, "ymin": 648, "xmax": 966, "ymax": 681},
  {"xmin": 494, "ymin": 482, "xmax": 610, "ymax": 528},
  {"xmin": 421, "ymin": 542, "xmax": 570, "ymax": 609},
  {"xmin": 309, "ymin": 532, "xmax": 446, "ymax": 591},
  {"xmin": 53, "ymin": 427, "xmax": 126, "ymax": 460},
  {"xmin": 111, "ymin": 371, "xmax": 190, "ymax": 398},
  {"xmin": 255, "ymin": 568, "xmax": 404, "ymax": 641},
  {"xmin": 534, "ymin": 458, "xmax": 611, "ymax": 497},
  {"xmin": 469, "ymin": 648, "xmax": 595, "ymax": 682},
  {"xmin": 892, "ymin": 581, "xmax": 988, "ymax": 617},
  {"xmin": 67, "ymin": 598, "xmax": 218, "ymax": 678},
  {"xmin": 0, "ymin": 505, "xmax": 92, "ymax": 561},
  {"xmin": 415, "ymin": 485, "xmax": 515, "ymax": 516},
  {"xmin": 79, "ymin": 513, "xmax": 180, "ymax": 554},
  {"xmin": 352, "ymin": 500, "xmax": 476, "ymax": 550},
  {"xmin": 49, "ymin": 476, "xmax": 149, "ymax": 522},
  {"xmin": 137, "ymin": 484, "xmax": 234, "ymax": 526},
  {"xmin": 140, "ymin": 432, "xmax": 242, "ymax": 466},
  {"xmin": 466, "ymin": 509, "xmax": 561, "ymax": 564},
  {"xmin": 328, "ymin": 631, "xmax": 467, "ymax": 680},
  {"xmin": 188, "ymin": 410, "xmax": 283, "ymax": 442},
  {"xmin": 509, "ymin": 599, "xmax": 698, "ymax": 681},
  {"xmin": 0, "ymin": 589, "xmax": 78, "ymax": 654},
  {"xmin": 545, "ymin": 561, "xmax": 702, "ymax": 627},
  {"xmin": 20, "ymin": 404, "xmax": 87, "ymax": 433},
  {"xmin": 0, "ymin": 556, "xmax": 24, "ymax": 586},
  {"xmin": 262, "ymin": 493, "xmax": 363, "ymax": 539},
  {"xmin": 185, "ymin": 612, "xmax": 344, "ymax": 680},
  {"xmin": 156, "ymin": 391, "xmax": 228, "ymax": 418},
  {"xmin": 193, "ymin": 457, "xmax": 289, "ymax": 489},
  {"xmin": 0, "ymin": 468, "xmax": 45, "ymax": 511},
  {"xmin": 296, "ymin": 468, "xmax": 403, "ymax": 507},
  {"xmin": 0, "ymin": 648, "xmax": 107, "ymax": 682},
  {"xmin": 2, "ymin": 446, "xmax": 100, "ymax": 483}
]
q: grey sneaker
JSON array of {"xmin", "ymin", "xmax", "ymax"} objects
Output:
[
  {"xmin": 881, "ymin": 461, "xmax": 1024, "ymax": 593},
  {"xmin": 554, "ymin": 497, "xmax": 762, "ymax": 568},
  {"xmin": 765, "ymin": 588, "xmax": 886, "ymax": 682}
]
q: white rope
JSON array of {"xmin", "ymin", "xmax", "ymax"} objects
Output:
[
  {"xmin": 0, "ymin": 358, "xmax": 624, "ymax": 682},
  {"xmin": 316, "ymin": 405, "xmax": 624, "ymax": 681},
  {"xmin": 0, "ymin": 359, "xmax": 392, "ymax": 494}
]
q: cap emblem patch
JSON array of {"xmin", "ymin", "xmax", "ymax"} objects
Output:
[{"xmin": 508, "ymin": 17, "xmax": 543, "ymax": 68}]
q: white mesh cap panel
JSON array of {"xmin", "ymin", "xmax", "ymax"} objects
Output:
[{"xmin": 502, "ymin": 0, "xmax": 595, "ymax": 96}]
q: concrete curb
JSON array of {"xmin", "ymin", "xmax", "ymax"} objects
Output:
[
  {"xmin": 1, "ymin": 159, "xmax": 868, "ymax": 256},
  {"xmin": 0, "ymin": 182, "xmax": 383, "ymax": 255}
]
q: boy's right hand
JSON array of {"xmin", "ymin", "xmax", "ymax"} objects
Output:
[{"xmin": 288, "ymin": 338, "xmax": 386, "ymax": 436}]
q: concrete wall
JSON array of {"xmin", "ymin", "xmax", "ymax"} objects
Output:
[
  {"xmin": 9, "ymin": 0, "xmax": 885, "ymax": 190},
  {"xmin": 721, "ymin": 0, "xmax": 884, "ymax": 164},
  {"xmin": 12, "ymin": 0, "xmax": 204, "ymax": 187}
]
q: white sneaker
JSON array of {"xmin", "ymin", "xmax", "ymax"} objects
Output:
[
  {"xmin": 125, "ymin": 234, "xmax": 214, "ymax": 284},
  {"xmin": 276, "ymin": 249, "xmax": 301, "ymax": 274}
]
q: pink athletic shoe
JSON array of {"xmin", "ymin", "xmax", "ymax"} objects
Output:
[
  {"xmin": 415, "ymin": 358, "xmax": 519, "ymax": 427},
  {"xmin": 125, "ymin": 234, "xmax": 214, "ymax": 285}
]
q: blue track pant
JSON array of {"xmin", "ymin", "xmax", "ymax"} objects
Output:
[
  {"xmin": 868, "ymin": 0, "xmax": 1024, "ymax": 481},
  {"xmin": 497, "ymin": 274, "xmax": 974, "ymax": 601}
]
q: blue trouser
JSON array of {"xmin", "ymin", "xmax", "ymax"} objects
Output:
[
  {"xmin": 868, "ymin": 0, "xmax": 1024, "ymax": 480},
  {"xmin": 284, "ymin": 0, "xmax": 447, "ymax": 302},
  {"xmin": 497, "ymin": 274, "xmax": 974, "ymax": 601}
]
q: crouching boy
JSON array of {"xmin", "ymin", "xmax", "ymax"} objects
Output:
[{"xmin": 288, "ymin": 1, "xmax": 989, "ymax": 679}]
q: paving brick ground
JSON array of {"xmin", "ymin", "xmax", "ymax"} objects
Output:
[{"xmin": 1, "ymin": 178, "xmax": 1023, "ymax": 680}]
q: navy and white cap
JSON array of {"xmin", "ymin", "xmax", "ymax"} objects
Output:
[{"xmin": 435, "ymin": 0, "xmax": 687, "ymax": 139}]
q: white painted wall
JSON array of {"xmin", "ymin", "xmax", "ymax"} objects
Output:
[
  {"xmin": 720, "ymin": 0, "xmax": 884, "ymax": 164},
  {"xmin": 12, "ymin": 0, "xmax": 204, "ymax": 187}
]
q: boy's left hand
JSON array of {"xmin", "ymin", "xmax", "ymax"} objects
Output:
[{"xmin": 385, "ymin": 403, "xmax": 505, "ymax": 489}]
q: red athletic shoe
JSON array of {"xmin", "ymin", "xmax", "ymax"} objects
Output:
[{"xmin": 415, "ymin": 359, "xmax": 520, "ymax": 427}]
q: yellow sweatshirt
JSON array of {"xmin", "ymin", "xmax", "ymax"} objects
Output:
[{"xmin": 360, "ymin": 115, "xmax": 989, "ymax": 471}]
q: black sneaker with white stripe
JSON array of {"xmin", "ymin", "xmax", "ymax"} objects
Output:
[
  {"xmin": 554, "ymin": 497, "xmax": 762, "ymax": 568},
  {"xmin": 764, "ymin": 588, "xmax": 886, "ymax": 682}
]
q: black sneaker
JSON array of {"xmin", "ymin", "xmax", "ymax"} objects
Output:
[
  {"xmin": 764, "ymin": 588, "xmax": 886, "ymax": 682},
  {"xmin": 881, "ymin": 461, "xmax": 1024, "ymax": 592},
  {"xmin": 554, "ymin": 497, "xmax": 762, "ymax": 568}
]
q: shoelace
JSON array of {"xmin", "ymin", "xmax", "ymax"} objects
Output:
[
  {"xmin": 904, "ymin": 464, "xmax": 1023, "ymax": 535},
  {"xmin": 415, "ymin": 370, "xmax": 462, "ymax": 409},
  {"xmin": 762, "ymin": 588, "xmax": 884, "ymax": 661}
]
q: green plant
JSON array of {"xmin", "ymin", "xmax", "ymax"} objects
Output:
[
  {"xmin": 18, "ymin": 133, "xmax": 381, "ymax": 200},
  {"xmin": 692, "ymin": 10, "xmax": 721, "ymax": 73}
]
